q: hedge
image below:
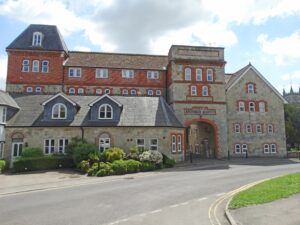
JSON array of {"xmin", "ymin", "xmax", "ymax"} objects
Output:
[
  {"xmin": 13, "ymin": 155, "xmax": 75, "ymax": 173},
  {"xmin": 0, "ymin": 160, "xmax": 6, "ymax": 173}
]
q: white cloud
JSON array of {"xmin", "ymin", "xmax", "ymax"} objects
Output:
[
  {"xmin": 0, "ymin": 55, "xmax": 7, "ymax": 90},
  {"xmin": 73, "ymin": 46, "xmax": 91, "ymax": 52},
  {"xmin": 257, "ymin": 32, "xmax": 300, "ymax": 65},
  {"xmin": 281, "ymin": 70, "xmax": 300, "ymax": 81}
]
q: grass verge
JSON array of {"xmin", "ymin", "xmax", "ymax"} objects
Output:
[{"xmin": 229, "ymin": 172, "xmax": 300, "ymax": 209}]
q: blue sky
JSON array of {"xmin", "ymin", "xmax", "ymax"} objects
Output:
[{"xmin": 0, "ymin": 0, "xmax": 300, "ymax": 94}]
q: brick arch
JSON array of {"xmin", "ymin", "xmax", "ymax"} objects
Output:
[
  {"xmin": 185, "ymin": 118, "xmax": 220, "ymax": 158},
  {"xmin": 95, "ymin": 131, "xmax": 114, "ymax": 147},
  {"xmin": 10, "ymin": 131, "xmax": 25, "ymax": 140}
]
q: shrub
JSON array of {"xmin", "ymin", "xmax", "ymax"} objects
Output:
[
  {"xmin": 0, "ymin": 160, "xmax": 6, "ymax": 173},
  {"xmin": 87, "ymin": 163, "xmax": 100, "ymax": 176},
  {"xmin": 140, "ymin": 161, "xmax": 156, "ymax": 172},
  {"xmin": 139, "ymin": 150, "xmax": 163, "ymax": 164},
  {"xmin": 111, "ymin": 160, "xmax": 127, "ymax": 175},
  {"xmin": 96, "ymin": 162, "xmax": 114, "ymax": 177},
  {"xmin": 164, "ymin": 158, "xmax": 176, "ymax": 168},
  {"xmin": 103, "ymin": 147, "xmax": 125, "ymax": 163},
  {"xmin": 78, "ymin": 160, "xmax": 90, "ymax": 173},
  {"xmin": 13, "ymin": 155, "xmax": 74, "ymax": 173},
  {"xmin": 72, "ymin": 142, "xmax": 98, "ymax": 165},
  {"xmin": 125, "ymin": 160, "xmax": 141, "ymax": 173},
  {"xmin": 20, "ymin": 147, "xmax": 43, "ymax": 158},
  {"xmin": 65, "ymin": 137, "xmax": 87, "ymax": 155},
  {"xmin": 126, "ymin": 146, "xmax": 140, "ymax": 161}
]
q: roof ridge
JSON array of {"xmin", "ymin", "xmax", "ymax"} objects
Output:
[{"xmin": 68, "ymin": 51, "xmax": 168, "ymax": 57}]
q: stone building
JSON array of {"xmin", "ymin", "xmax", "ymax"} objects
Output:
[
  {"xmin": 283, "ymin": 86, "xmax": 300, "ymax": 104},
  {"xmin": 1, "ymin": 24, "xmax": 288, "ymax": 164}
]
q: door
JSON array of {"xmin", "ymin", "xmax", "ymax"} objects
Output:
[{"xmin": 10, "ymin": 142, "xmax": 23, "ymax": 167}]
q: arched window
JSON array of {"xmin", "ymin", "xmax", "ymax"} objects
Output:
[
  {"xmin": 242, "ymin": 144, "xmax": 248, "ymax": 154},
  {"xmin": 122, "ymin": 89, "xmax": 128, "ymax": 96},
  {"xmin": 26, "ymin": 87, "xmax": 33, "ymax": 93},
  {"xmin": 69, "ymin": 88, "xmax": 75, "ymax": 94},
  {"xmin": 99, "ymin": 104, "xmax": 113, "ymax": 119},
  {"xmin": 191, "ymin": 86, "xmax": 197, "ymax": 96},
  {"xmin": 185, "ymin": 68, "xmax": 191, "ymax": 80},
  {"xmin": 235, "ymin": 144, "xmax": 241, "ymax": 153},
  {"xmin": 268, "ymin": 124, "xmax": 274, "ymax": 134},
  {"xmin": 239, "ymin": 101, "xmax": 245, "ymax": 112},
  {"xmin": 196, "ymin": 69, "xmax": 202, "ymax": 81},
  {"xmin": 78, "ymin": 88, "xmax": 84, "ymax": 94},
  {"xmin": 99, "ymin": 133, "xmax": 110, "ymax": 152},
  {"xmin": 32, "ymin": 32, "xmax": 43, "ymax": 46},
  {"xmin": 95, "ymin": 88, "xmax": 102, "ymax": 95},
  {"xmin": 52, "ymin": 103, "xmax": 67, "ymax": 119},
  {"xmin": 202, "ymin": 86, "xmax": 208, "ymax": 96},
  {"xmin": 234, "ymin": 124, "xmax": 241, "ymax": 133},
  {"xmin": 259, "ymin": 102, "xmax": 266, "ymax": 112},
  {"xmin": 22, "ymin": 60, "xmax": 29, "ymax": 72},
  {"xmin": 42, "ymin": 60, "xmax": 49, "ymax": 73},
  {"xmin": 156, "ymin": 90, "xmax": 162, "ymax": 96},
  {"xmin": 32, "ymin": 60, "xmax": 39, "ymax": 72},
  {"xmin": 264, "ymin": 144, "xmax": 270, "ymax": 153},
  {"xmin": 147, "ymin": 89, "xmax": 154, "ymax": 96},
  {"xmin": 104, "ymin": 89, "xmax": 111, "ymax": 95},
  {"xmin": 270, "ymin": 144, "xmax": 276, "ymax": 153},
  {"xmin": 247, "ymin": 83, "xmax": 255, "ymax": 93},
  {"xmin": 131, "ymin": 89, "xmax": 137, "ymax": 96},
  {"xmin": 207, "ymin": 69, "xmax": 213, "ymax": 81},
  {"xmin": 249, "ymin": 102, "xmax": 255, "ymax": 112},
  {"xmin": 172, "ymin": 135, "xmax": 176, "ymax": 153}
]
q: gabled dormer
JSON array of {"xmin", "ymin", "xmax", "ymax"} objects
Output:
[
  {"xmin": 41, "ymin": 93, "xmax": 78, "ymax": 122},
  {"xmin": 88, "ymin": 94, "xmax": 122, "ymax": 124}
]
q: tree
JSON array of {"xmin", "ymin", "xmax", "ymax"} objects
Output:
[{"xmin": 284, "ymin": 104, "xmax": 300, "ymax": 149}]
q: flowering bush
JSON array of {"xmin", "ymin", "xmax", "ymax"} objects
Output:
[{"xmin": 139, "ymin": 150, "xmax": 163, "ymax": 164}]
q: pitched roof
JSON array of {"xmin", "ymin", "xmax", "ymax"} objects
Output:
[
  {"xmin": 88, "ymin": 94, "xmax": 122, "ymax": 107},
  {"xmin": 225, "ymin": 63, "xmax": 252, "ymax": 89},
  {"xmin": 65, "ymin": 51, "xmax": 168, "ymax": 70},
  {"xmin": 7, "ymin": 94, "xmax": 183, "ymax": 127},
  {"xmin": 41, "ymin": 93, "xmax": 77, "ymax": 106},
  {"xmin": 0, "ymin": 90, "xmax": 19, "ymax": 109},
  {"xmin": 6, "ymin": 24, "xmax": 68, "ymax": 53}
]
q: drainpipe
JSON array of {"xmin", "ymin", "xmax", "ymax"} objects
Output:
[{"xmin": 80, "ymin": 126, "xmax": 84, "ymax": 141}]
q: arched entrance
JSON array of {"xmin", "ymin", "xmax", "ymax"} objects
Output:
[{"xmin": 185, "ymin": 119, "xmax": 218, "ymax": 159}]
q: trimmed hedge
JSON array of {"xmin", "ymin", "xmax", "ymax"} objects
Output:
[
  {"xmin": 13, "ymin": 155, "xmax": 75, "ymax": 173},
  {"xmin": 21, "ymin": 147, "xmax": 43, "ymax": 158},
  {"xmin": 0, "ymin": 160, "xmax": 6, "ymax": 173}
]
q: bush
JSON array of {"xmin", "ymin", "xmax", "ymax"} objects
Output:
[
  {"xmin": 164, "ymin": 158, "xmax": 176, "ymax": 168},
  {"xmin": 111, "ymin": 160, "xmax": 127, "ymax": 175},
  {"xmin": 96, "ymin": 162, "xmax": 114, "ymax": 177},
  {"xmin": 139, "ymin": 150, "xmax": 163, "ymax": 164},
  {"xmin": 20, "ymin": 147, "xmax": 44, "ymax": 158},
  {"xmin": 125, "ymin": 160, "xmax": 141, "ymax": 173},
  {"xmin": 72, "ymin": 142, "xmax": 98, "ymax": 165},
  {"xmin": 87, "ymin": 163, "xmax": 99, "ymax": 176},
  {"xmin": 65, "ymin": 137, "xmax": 87, "ymax": 155},
  {"xmin": 103, "ymin": 147, "xmax": 125, "ymax": 163},
  {"xmin": 0, "ymin": 160, "xmax": 6, "ymax": 173},
  {"xmin": 126, "ymin": 146, "xmax": 140, "ymax": 161},
  {"xmin": 13, "ymin": 155, "xmax": 74, "ymax": 173},
  {"xmin": 78, "ymin": 160, "xmax": 90, "ymax": 173},
  {"xmin": 140, "ymin": 161, "xmax": 156, "ymax": 172}
]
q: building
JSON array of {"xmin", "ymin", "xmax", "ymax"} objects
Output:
[
  {"xmin": 1, "ymin": 24, "xmax": 288, "ymax": 164},
  {"xmin": 283, "ymin": 86, "xmax": 300, "ymax": 104}
]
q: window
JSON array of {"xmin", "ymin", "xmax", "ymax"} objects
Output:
[
  {"xmin": 270, "ymin": 144, "xmax": 276, "ymax": 153},
  {"xmin": 68, "ymin": 68, "xmax": 81, "ymax": 77},
  {"xmin": 22, "ymin": 60, "xmax": 29, "ymax": 72},
  {"xmin": 42, "ymin": 60, "xmax": 49, "ymax": 73},
  {"xmin": 99, "ymin": 104, "xmax": 113, "ymax": 119},
  {"xmin": 191, "ymin": 86, "xmax": 197, "ymax": 96},
  {"xmin": 95, "ymin": 89, "xmax": 102, "ymax": 95},
  {"xmin": 0, "ymin": 142, "xmax": 4, "ymax": 159},
  {"xmin": 99, "ymin": 134, "xmax": 110, "ymax": 152},
  {"xmin": 96, "ymin": 68, "xmax": 108, "ymax": 78},
  {"xmin": 122, "ymin": 89, "xmax": 128, "ymax": 96},
  {"xmin": 35, "ymin": 87, "xmax": 42, "ymax": 93},
  {"xmin": 264, "ymin": 144, "xmax": 270, "ymax": 153},
  {"xmin": 147, "ymin": 90, "xmax": 154, "ymax": 96},
  {"xmin": 156, "ymin": 90, "xmax": 161, "ymax": 96},
  {"xmin": 44, "ymin": 139, "xmax": 55, "ymax": 154},
  {"xmin": 150, "ymin": 139, "xmax": 158, "ymax": 150},
  {"xmin": 78, "ymin": 88, "xmax": 84, "ymax": 94},
  {"xmin": 122, "ymin": 69, "xmax": 134, "ymax": 78},
  {"xmin": 196, "ymin": 69, "xmax": 202, "ymax": 81},
  {"xmin": 172, "ymin": 135, "xmax": 176, "ymax": 153},
  {"xmin": 249, "ymin": 102, "xmax": 255, "ymax": 112},
  {"xmin": 268, "ymin": 124, "xmax": 274, "ymax": 134},
  {"xmin": 177, "ymin": 135, "xmax": 182, "ymax": 152},
  {"xmin": 136, "ymin": 139, "xmax": 145, "ymax": 151},
  {"xmin": 69, "ymin": 88, "xmax": 75, "ymax": 94},
  {"xmin": 259, "ymin": 102, "xmax": 266, "ymax": 112},
  {"xmin": 242, "ymin": 144, "xmax": 248, "ymax": 153},
  {"xmin": 1, "ymin": 107, "xmax": 7, "ymax": 123},
  {"xmin": 26, "ymin": 87, "xmax": 33, "ymax": 93},
  {"xmin": 256, "ymin": 124, "xmax": 262, "ymax": 133},
  {"xmin": 104, "ymin": 89, "xmax": 111, "ymax": 95},
  {"xmin": 58, "ymin": 139, "xmax": 68, "ymax": 154},
  {"xmin": 185, "ymin": 68, "xmax": 191, "ymax": 81},
  {"xmin": 246, "ymin": 124, "xmax": 252, "ymax": 133},
  {"xmin": 235, "ymin": 144, "xmax": 241, "ymax": 154},
  {"xmin": 207, "ymin": 69, "xmax": 213, "ymax": 81},
  {"xmin": 239, "ymin": 101, "xmax": 245, "ymax": 112},
  {"xmin": 234, "ymin": 124, "xmax": 241, "ymax": 133},
  {"xmin": 131, "ymin": 89, "xmax": 137, "ymax": 96},
  {"xmin": 247, "ymin": 83, "xmax": 254, "ymax": 93},
  {"xmin": 202, "ymin": 86, "xmax": 208, "ymax": 96},
  {"xmin": 147, "ymin": 71, "xmax": 159, "ymax": 80},
  {"xmin": 12, "ymin": 142, "xmax": 23, "ymax": 158},
  {"xmin": 32, "ymin": 32, "xmax": 43, "ymax": 46},
  {"xmin": 32, "ymin": 60, "xmax": 39, "ymax": 72},
  {"xmin": 52, "ymin": 103, "xmax": 67, "ymax": 119}
]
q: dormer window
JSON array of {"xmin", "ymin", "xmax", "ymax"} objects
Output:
[
  {"xmin": 52, "ymin": 103, "xmax": 67, "ymax": 119},
  {"xmin": 99, "ymin": 104, "xmax": 113, "ymax": 119},
  {"xmin": 32, "ymin": 32, "xmax": 43, "ymax": 47}
]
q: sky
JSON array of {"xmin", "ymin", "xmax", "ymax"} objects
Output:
[{"xmin": 0, "ymin": 0, "xmax": 300, "ymax": 94}]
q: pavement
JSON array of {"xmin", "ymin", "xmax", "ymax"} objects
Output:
[{"xmin": 1, "ymin": 158, "xmax": 300, "ymax": 225}]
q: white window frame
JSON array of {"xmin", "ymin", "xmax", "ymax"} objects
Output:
[
  {"xmin": 270, "ymin": 144, "xmax": 276, "ymax": 153},
  {"xmin": 242, "ymin": 144, "xmax": 248, "ymax": 154},
  {"xmin": 150, "ymin": 139, "xmax": 158, "ymax": 151},
  {"xmin": 156, "ymin": 90, "xmax": 162, "ymax": 96},
  {"xmin": 202, "ymin": 86, "xmax": 208, "ymax": 96},
  {"xmin": 69, "ymin": 88, "xmax": 75, "ymax": 94},
  {"xmin": 249, "ymin": 102, "xmax": 255, "ymax": 112},
  {"xmin": 191, "ymin": 86, "xmax": 197, "ymax": 96},
  {"xmin": 196, "ymin": 68, "xmax": 202, "ymax": 81},
  {"xmin": 247, "ymin": 83, "xmax": 254, "ymax": 93},
  {"xmin": 78, "ymin": 88, "xmax": 84, "ymax": 94},
  {"xmin": 98, "ymin": 104, "xmax": 113, "ymax": 119},
  {"xmin": 44, "ymin": 139, "xmax": 55, "ymax": 154},
  {"xmin": 256, "ymin": 124, "xmax": 262, "ymax": 133},
  {"xmin": 136, "ymin": 138, "xmax": 145, "ymax": 151},
  {"xmin": 95, "ymin": 88, "xmax": 102, "ymax": 95},
  {"xmin": 52, "ymin": 103, "xmax": 67, "ymax": 119},
  {"xmin": 246, "ymin": 124, "xmax": 252, "ymax": 133},
  {"xmin": 259, "ymin": 102, "xmax": 266, "ymax": 112},
  {"xmin": 0, "ymin": 142, "xmax": 4, "ymax": 159},
  {"xmin": 264, "ymin": 144, "xmax": 270, "ymax": 154},
  {"xmin": 32, "ymin": 60, "xmax": 39, "ymax": 72},
  {"xmin": 68, "ymin": 68, "xmax": 82, "ymax": 78},
  {"xmin": 239, "ymin": 101, "xmax": 245, "ymax": 112},
  {"xmin": 122, "ymin": 69, "xmax": 134, "ymax": 79},
  {"xmin": 171, "ymin": 135, "xmax": 177, "ymax": 153},
  {"xmin": 235, "ymin": 144, "xmax": 241, "ymax": 154},
  {"xmin": 131, "ymin": 89, "xmax": 137, "ymax": 96},
  {"xmin": 96, "ymin": 68, "xmax": 108, "ymax": 79},
  {"xmin": 26, "ymin": 87, "xmax": 33, "ymax": 93},
  {"xmin": 104, "ymin": 89, "xmax": 111, "ymax": 95},
  {"xmin": 234, "ymin": 124, "xmax": 241, "ymax": 133},
  {"xmin": 177, "ymin": 135, "xmax": 182, "ymax": 152},
  {"xmin": 185, "ymin": 68, "xmax": 191, "ymax": 81},
  {"xmin": 22, "ymin": 59, "xmax": 30, "ymax": 72},
  {"xmin": 268, "ymin": 124, "xmax": 274, "ymax": 134},
  {"xmin": 99, "ymin": 134, "xmax": 110, "ymax": 152},
  {"xmin": 207, "ymin": 69, "xmax": 213, "ymax": 81},
  {"xmin": 41, "ymin": 60, "xmax": 49, "ymax": 73},
  {"xmin": 1, "ymin": 107, "xmax": 7, "ymax": 123},
  {"xmin": 122, "ymin": 89, "xmax": 129, "ymax": 96},
  {"xmin": 32, "ymin": 32, "xmax": 43, "ymax": 46},
  {"xmin": 35, "ymin": 87, "xmax": 42, "ymax": 93},
  {"xmin": 147, "ymin": 89, "xmax": 154, "ymax": 96},
  {"xmin": 58, "ymin": 138, "xmax": 68, "ymax": 154},
  {"xmin": 147, "ymin": 71, "xmax": 159, "ymax": 80}
]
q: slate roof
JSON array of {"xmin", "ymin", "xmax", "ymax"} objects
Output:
[
  {"xmin": 225, "ymin": 63, "xmax": 252, "ymax": 89},
  {"xmin": 6, "ymin": 24, "xmax": 68, "ymax": 52},
  {"xmin": 65, "ymin": 51, "xmax": 168, "ymax": 70},
  {"xmin": 7, "ymin": 94, "xmax": 183, "ymax": 128},
  {"xmin": 0, "ymin": 90, "xmax": 19, "ymax": 109}
]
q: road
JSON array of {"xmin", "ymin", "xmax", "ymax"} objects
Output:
[{"xmin": 1, "ymin": 159, "xmax": 300, "ymax": 225}]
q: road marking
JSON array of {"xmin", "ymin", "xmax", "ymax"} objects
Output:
[
  {"xmin": 197, "ymin": 197, "xmax": 208, "ymax": 201},
  {"xmin": 179, "ymin": 201, "xmax": 189, "ymax": 206},
  {"xmin": 216, "ymin": 192, "xmax": 225, "ymax": 197},
  {"xmin": 150, "ymin": 209, "xmax": 162, "ymax": 214},
  {"xmin": 170, "ymin": 204, "xmax": 179, "ymax": 208}
]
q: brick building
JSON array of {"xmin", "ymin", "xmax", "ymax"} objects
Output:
[{"xmin": 1, "ymin": 24, "xmax": 287, "ymax": 164}]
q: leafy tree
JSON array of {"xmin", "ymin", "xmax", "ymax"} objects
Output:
[{"xmin": 284, "ymin": 104, "xmax": 300, "ymax": 149}]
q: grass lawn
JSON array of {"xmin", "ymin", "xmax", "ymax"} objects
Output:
[{"xmin": 229, "ymin": 172, "xmax": 300, "ymax": 209}]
